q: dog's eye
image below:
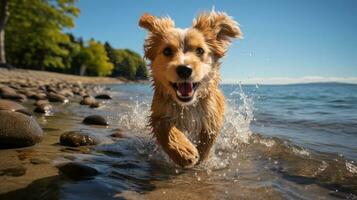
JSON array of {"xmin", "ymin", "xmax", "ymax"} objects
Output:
[
  {"xmin": 196, "ymin": 47, "xmax": 205, "ymax": 56},
  {"xmin": 163, "ymin": 47, "xmax": 174, "ymax": 57}
]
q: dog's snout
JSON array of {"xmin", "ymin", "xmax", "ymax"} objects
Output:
[{"xmin": 176, "ymin": 65, "xmax": 192, "ymax": 79}]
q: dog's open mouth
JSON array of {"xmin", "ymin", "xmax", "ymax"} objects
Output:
[{"xmin": 171, "ymin": 82, "xmax": 199, "ymax": 102}]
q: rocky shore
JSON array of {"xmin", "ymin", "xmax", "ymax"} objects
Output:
[{"xmin": 0, "ymin": 68, "xmax": 126, "ymax": 196}]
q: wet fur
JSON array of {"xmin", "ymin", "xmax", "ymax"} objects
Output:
[{"xmin": 139, "ymin": 11, "xmax": 242, "ymax": 167}]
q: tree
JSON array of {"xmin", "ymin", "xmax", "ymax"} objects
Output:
[
  {"xmin": 0, "ymin": 0, "xmax": 9, "ymax": 64},
  {"xmin": 5, "ymin": 0, "xmax": 80, "ymax": 70},
  {"xmin": 111, "ymin": 49, "xmax": 147, "ymax": 80},
  {"xmin": 80, "ymin": 39, "xmax": 113, "ymax": 76}
]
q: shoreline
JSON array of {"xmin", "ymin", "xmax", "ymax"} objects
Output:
[{"xmin": 0, "ymin": 68, "xmax": 129, "ymax": 85}]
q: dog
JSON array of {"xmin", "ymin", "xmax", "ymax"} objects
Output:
[{"xmin": 139, "ymin": 11, "xmax": 242, "ymax": 167}]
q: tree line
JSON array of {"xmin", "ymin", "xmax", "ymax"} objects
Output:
[{"xmin": 0, "ymin": 0, "xmax": 148, "ymax": 80}]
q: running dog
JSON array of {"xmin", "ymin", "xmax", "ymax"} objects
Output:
[{"xmin": 139, "ymin": 11, "xmax": 242, "ymax": 167}]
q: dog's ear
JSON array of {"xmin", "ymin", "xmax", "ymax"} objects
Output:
[
  {"xmin": 193, "ymin": 11, "xmax": 242, "ymax": 57},
  {"xmin": 139, "ymin": 13, "xmax": 175, "ymax": 34}
]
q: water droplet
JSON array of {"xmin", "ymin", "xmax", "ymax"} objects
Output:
[
  {"xmin": 175, "ymin": 169, "xmax": 180, "ymax": 174},
  {"xmin": 274, "ymin": 161, "xmax": 278, "ymax": 165},
  {"xmin": 218, "ymin": 151, "xmax": 223, "ymax": 156},
  {"xmin": 231, "ymin": 152, "xmax": 238, "ymax": 159},
  {"xmin": 197, "ymin": 177, "xmax": 201, "ymax": 181}
]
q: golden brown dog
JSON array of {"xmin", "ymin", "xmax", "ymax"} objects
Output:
[{"xmin": 139, "ymin": 11, "xmax": 242, "ymax": 167}]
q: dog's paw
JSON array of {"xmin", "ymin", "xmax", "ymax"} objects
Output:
[{"xmin": 169, "ymin": 142, "xmax": 199, "ymax": 168}]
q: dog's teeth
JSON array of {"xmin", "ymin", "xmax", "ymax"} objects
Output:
[{"xmin": 177, "ymin": 90, "xmax": 182, "ymax": 96}]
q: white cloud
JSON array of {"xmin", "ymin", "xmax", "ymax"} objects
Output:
[{"xmin": 223, "ymin": 76, "xmax": 357, "ymax": 85}]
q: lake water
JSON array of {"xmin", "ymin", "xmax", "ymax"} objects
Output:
[{"xmin": 1, "ymin": 83, "xmax": 356, "ymax": 199}]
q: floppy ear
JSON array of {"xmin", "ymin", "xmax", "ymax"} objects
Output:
[
  {"xmin": 139, "ymin": 13, "xmax": 175, "ymax": 34},
  {"xmin": 193, "ymin": 11, "xmax": 242, "ymax": 57}
]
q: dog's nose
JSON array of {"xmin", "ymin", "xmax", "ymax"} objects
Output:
[{"xmin": 176, "ymin": 65, "xmax": 192, "ymax": 79}]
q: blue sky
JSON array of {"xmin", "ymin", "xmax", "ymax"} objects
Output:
[{"xmin": 70, "ymin": 0, "xmax": 357, "ymax": 84}]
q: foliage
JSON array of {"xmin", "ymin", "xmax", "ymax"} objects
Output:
[
  {"xmin": 110, "ymin": 48, "xmax": 148, "ymax": 80},
  {"xmin": 2, "ymin": 0, "xmax": 148, "ymax": 80},
  {"xmin": 83, "ymin": 39, "xmax": 113, "ymax": 76}
]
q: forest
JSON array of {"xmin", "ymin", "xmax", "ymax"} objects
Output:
[{"xmin": 0, "ymin": 0, "xmax": 148, "ymax": 80}]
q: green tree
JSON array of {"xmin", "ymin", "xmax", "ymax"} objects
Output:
[
  {"xmin": 80, "ymin": 39, "xmax": 113, "ymax": 76},
  {"xmin": 5, "ymin": 0, "xmax": 79, "ymax": 70},
  {"xmin": 112, "ymin": 49, "xmax": 147, "ymax": 80}
]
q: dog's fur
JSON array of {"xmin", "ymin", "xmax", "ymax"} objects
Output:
[{"xmin": 139, "ymin": 11, "xmax": 242, "ymax": 167}]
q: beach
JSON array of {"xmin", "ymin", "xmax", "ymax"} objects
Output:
[{"xmin": 0, "ymin": 68, "xmax": 356, "ymax": 199}]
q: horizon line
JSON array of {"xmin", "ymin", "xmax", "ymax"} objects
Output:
[{"xmin": 222, "ymin": 76, "xmax": 357, "ymax": 85}]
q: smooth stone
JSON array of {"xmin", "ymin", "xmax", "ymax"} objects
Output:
[
  {"xmin": 57, "ymin": 162, "xmax": 98, "ymax": 180},
  {"xmin": 0, "ymin": 166, "xmax": 26, "ymax": 177},
  {"xmin": 95, "ymin": 94, "xmax": 112, "ymax": 99},
  {"xmin": 80, "ymin": 96, "xmax": 97, "ymax": 106},
  {"xmin": 31, "ymin": 93, "xmax": 47, "ymax": 100},
  {"xmin": 0, "ymin": 99, "xmax": 25, "ymax": 111},
  {"xmin": 89, "ymin": 102, "xmax": 100, "ymax": 108},
  {"xmin": 30, "ymin": 158, "xmax": 50, "ymax": 165},
  {"xmin": 1, "ymin": 92, "xmax": 27, "ymax": 102},
  {"xmin": 0, "ymin": 110, "xmax": 44, "ymax": 148},
  {"xmin": 34, "ymin": 104, "xmax": 54, "ymax": 114},
  {"xmin": 83, "ymin": 115, "xmax": 108, "ymax": 126},
  {"xmin": 16, "ymin": 109, "xmax": 32, "ymax": 116},
  {"xmin": 58, "ymin": 89, "xmax": 74, "ymax": 97},
  {"xmin": 60, "ymin": 131, "xmax": 97, "ymax": 147},
  {"xmin": 34, "ymin": 100, "xmax": 50, "ymax": 106},
  {"xmin": 0, "ymin": 86, "xmax": 17, "ymax": 95},
  {"xmin": 47, "ymin": 92, "xmax": 68, "ymax": 103}
]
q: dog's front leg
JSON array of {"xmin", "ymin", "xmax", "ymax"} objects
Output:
[
  {"xmin": 197, "ymin": 131, "xmax": 218, "ymax": 163},
  {"xmin": 155, "ymin": 122, "xmax": 199, "ymax": 167}
]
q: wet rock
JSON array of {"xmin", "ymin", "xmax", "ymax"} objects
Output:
[
  {"xmin": 83, "ymin": 115, "xmax": 108, "ymax": 126},
  {"xmin": 30, "ymin": 158, "xmax": 50, "ymax": 165},
  {"xmin": 30, "ymin": 93, "xmax": 47, "ymax": 100},
  {"xmin": 0, "ymin": 166, "xmax": 26, "ymax": 177},
  {"xmin": 34, "ymin": 99, "xmax": 50, "ymax": 106},
  {"xmin": 57, "ymin": 162, "xmax": 98, "ymax": 180},
  {"xmin": 0, "ymin": 86, "xmax": 17, "ymax": 95},
  {"xmin": 110, "ymin": 128, "xmax": 126, "ymax": 138},
  {"xmin": 34, "ymin": 104, "xmax": 54, "ymax": 114},
  {"xmin": 47, "ymin": 92, "xmax": 68, "ymax": 103},
  {"xmin": 1, "ymin": 92, "xmax": 27, "ymax": 102},
  {"xmin": 95, "ymin": 94, "xmax": 112, "ymax": 100},
  {"xmin": 80, "ymin": 96, "xmax": 97, "ymax": 106},
  {"xmin": 58, "ymin": 89, "xmax": 74, "ymax": 97},
  {"xmin": 60, "ymin": 131, "xmax": 97, "ymax": 147},
  {"xmin": 0, "ymin": 110, "xmax": 44, "ymax": 148},
  {"xmin": 16, "ymin": 109, "xmax": 32, "ymax": 116},
  {"xmin": 89, "ymin": 102, "xmax": 101, "ymax": 108},
  {"xmin": 0, "ymin": 99, "xmax": 25, "ymax": 111}
]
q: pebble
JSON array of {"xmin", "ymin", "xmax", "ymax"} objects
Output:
[
  {"xmin": 57, "ymin": 162, "xmax": 98, "ymax": 180},
  {"xmin": 82, "ymin": 115, "xmax": 108, "ymax": 126},
  {"xmin": 60, "ymin": 131, "xmax": 97, "ymax": 147}
]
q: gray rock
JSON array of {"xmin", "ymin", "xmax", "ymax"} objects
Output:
[
  {"xmin": 0, "ymin": 99, "xmax": 25, "ymax": 111},
  {"xmin": 0, "ymin": 110, "xmax": 43, "ymax": 148},
  {"xmin": 83, "ymin": 115, "xmax": 108, "ymax": 126},
  {"xmin": 60, "ymin": 131, "xmax": 97, "ymax": 147}
]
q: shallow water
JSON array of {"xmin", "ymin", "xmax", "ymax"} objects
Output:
[{"xmin": 0, "ymin": 83, "xmax": 356, "ymax": 199}]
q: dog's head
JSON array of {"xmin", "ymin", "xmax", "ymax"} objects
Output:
[{"xmin": 139, "ymin": 11, "xmax": 242, "ymax": 105}]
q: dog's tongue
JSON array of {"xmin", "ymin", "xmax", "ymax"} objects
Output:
[{"xmin": 177, "ymin": 82, "xmax": 193, "ymax": 96}]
